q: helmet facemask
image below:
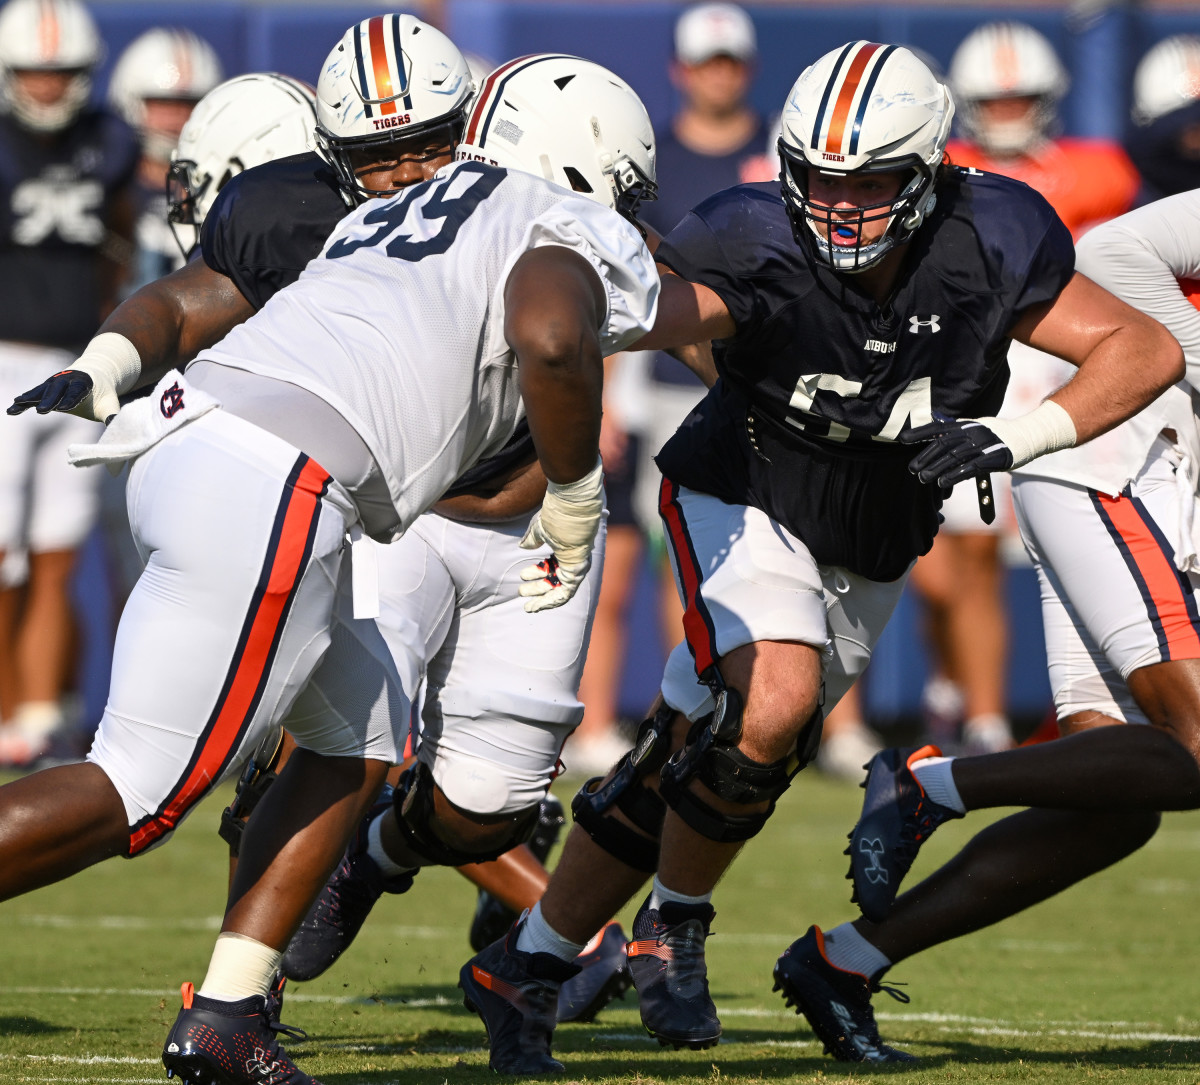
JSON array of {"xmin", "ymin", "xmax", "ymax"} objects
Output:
[
  {"xmin": 5, "ymin": 67, "xmax": 91, "ymax": 133},
  {"xmin": 315, "ymin": 111, "xmax": 465, "ymax": 203},
  {"xmin": 165, "ymin": 156, "xmax": 214, "ymax": 258},
  {"xmin": 610, "ymin": 154, "xmax": 658, "ymax": 231},
  {"xmin": 780, "ymin": 142, "xmax": 934, "ymax": 273}
]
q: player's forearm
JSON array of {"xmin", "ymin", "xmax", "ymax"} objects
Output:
[
  {"xmin": 1049, "ymin": 317, "xmax": 1183, "ymax": 444},
  {"xmin": 96, "ymin": 260, "xmax": 253, "ymax": 390},
  {"xmin": 521, "ymin": 340, "xmax": 604, "ymax": 484},
  {"xmin": 95, "ymin": 281, "xmax": 191, "ymax": 390}
]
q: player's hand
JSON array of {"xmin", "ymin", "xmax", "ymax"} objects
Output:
[
  {"xmin": 518, "ymin": 459, "xmax": 604, "ymax": 614},
  {"xmin": 8, "ymin": 333, "xmax": 141, "ymax": 424},
  {"xmin": 518, "ymin": 551, "xmax": 592, "ymax": 613},
  {"xmin": 900, "ymin": 415, "xmax": 1014, "ymax": 488},
  {"xmin": 7, "ymin": 370, "xmax": 114, "ymax": 421}
]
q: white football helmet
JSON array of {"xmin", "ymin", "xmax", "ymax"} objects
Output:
[
  {"xmin": 0, "ymin": 0, "xmax": 103, "ymax": 133},
  {"xmin": 315, "ymin": 14, "xmax": 474, "ymax": 202},
  {"xmin": 455, "ymin": 54, "xmax": 657, "ymax": 224},
  {"xmin": 949, "ymin": 22, "xmax": 1067, "ymax": 156},
  {"xmin": 1133, "ymin": 35, "xmax": 1200, "ymax": 126},
  {"xmin": 167, "ymin": 73, "xmax": 317, "ymax": 254},
  {"xmin": 778, "ymin": 41, "xmax": 953, "ymax": 273},
  {"xmin": 108, "ymin": 28, "xmax": 223, "ymax": 161}
]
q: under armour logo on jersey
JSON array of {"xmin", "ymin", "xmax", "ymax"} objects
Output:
[
  {"xmin": 160, "ymin": 382, "xmax": 185, "ymax": 419},
  {"xmin": 909, "ymin": 315, "xmax": 941, "ymax": 334},
  {"xmin": 857, "ymin": 837, "xmax": 889, "ymax": 884}
]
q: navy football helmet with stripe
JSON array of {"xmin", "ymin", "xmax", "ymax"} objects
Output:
[
  {"xmin": 454, "ymin": 54, "xmax": 657, "ymax": 226},
  {"xmin": 315, "ymin": 14, "xmax": 475, "ymax": 203},
  {"xmin": 778, "ymin": 42, "xmax": 953, "ymax": 273}
]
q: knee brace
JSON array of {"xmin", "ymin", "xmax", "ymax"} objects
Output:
[
  {"xmin": 218, "ymin": 728, "xmax": 284, "ymax": 856},
  {"xmin": 570, "ymin": 702, "xmax": 674, "ymax": 872},
  {"xmin": 659, "ymin": 672, "xmax": 823, "ymax": 844},
  {"xmin": 392, "ymin": 761, "xmax": 541, "ymax": 867}
]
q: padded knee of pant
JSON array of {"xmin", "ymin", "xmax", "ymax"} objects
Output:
[{"xmin": 392, "ymin": 762, "xmax": 540, "ymax": 866}]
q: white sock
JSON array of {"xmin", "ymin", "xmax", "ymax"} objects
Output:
[
  {"xmin": 366, "ymin": 814, "xmax": 416, "ymax": 878},
  {"xmin": 514, "ymin": 902, "xmax": 585, "ymax": 960},
  {"xmin": 821, "ymin": 923, "xmax": 891, "ymax": 979},
  {"xmin": 910, "ymin": 755, "xmax": 967, "ymax": 813},
  {"xmin": 197, "ymin": 933, "xmax": 283, "ymax": 1001},
  {"xmin": 648, "ymin": 876, "xmax": 711, "ymax": 911}
]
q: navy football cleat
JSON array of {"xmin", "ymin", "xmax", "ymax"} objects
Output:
[
  {"xmin": 773, "ymin": 926, "xmax": 915, "ymax": 1063},
  {"xmin": 556, "ymin": 920, "xmax": 631, "ymax": 1023},
  {"xmin": 848, "ymin": 745, "xmax": 962, "ymax": 922},
  {"xmin": 459, "ymin": 918, "xmax": 580, "ymax": 1075},
  {"xmin": 626, "ymin": 896, "xmax": 721, "ymax": 1049},
  {"xmin": 468, "ymin": 794, "xmax": 565, "ymax": 952},
  {"xmin": 162, "ymin": 982, "xmax": 320, "ymax": 1084},
  {"xmin": 281, "ymin": 784, "xmax": 415, "ymax": 982}
]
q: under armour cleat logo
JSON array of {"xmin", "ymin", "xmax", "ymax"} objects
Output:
[
  {"xmin": 858, "ymin": 837, "xmax": 889, "ymax": 884},
  {"xmin": 245, "ymin": 1046, "xmax": 277, "ymax": 1079},
  {"xmin": 160, "ymin": 381, "xmax": 186, "ymax": 419}
]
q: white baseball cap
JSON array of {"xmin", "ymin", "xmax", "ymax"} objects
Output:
[{"xmin": 675, "ymin": 3, "xmax": 757, "ymax": 65}]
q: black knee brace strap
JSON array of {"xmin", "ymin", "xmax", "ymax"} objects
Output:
[
  {"xmin": 659, "ymin": 677, "xmax": 824, "ymax": 844},
  {"xmin": 218, "ymin": 729, "xmax": 284, "ymax": 856},
  {"xmin": 570, "ymin": 703, "xmax": 673, "ymax": 872},
  {"xmin": 392, "ymin": 761, "xmax": 541, "ymax": 867}
]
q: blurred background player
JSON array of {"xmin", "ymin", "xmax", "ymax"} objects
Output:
[
  {"xmin": 0, "ymin": 0, "xmax": 138, "ymax": 766},
  {"xmin": 901, "ymin": 21, "xmax": 1143, "ymax": 754},
  {"xmin": 107, "ymin": 26, "xmax": 222, "ymax": 290},
  {"xmin": 569, "ymin": 2, "xmax": 770, "ymax": 777},
  {"xmin": 1128, "ymin": 34, "xmax": 1200, "ymax": 202}
]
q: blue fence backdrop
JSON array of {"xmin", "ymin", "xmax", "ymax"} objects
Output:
[{"xmin": 70, "ymin": 1, "xmax": 1200, "ymax": 734}]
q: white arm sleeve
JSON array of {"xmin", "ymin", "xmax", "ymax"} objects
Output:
[{"xmin": 1076, "ymin": 191, "xmax": 1200, "ymax": 395}]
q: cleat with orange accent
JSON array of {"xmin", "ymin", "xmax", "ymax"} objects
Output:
[
  {"xmin": 626, "ymin": 896, "xmax": 720, "ymax": 1049},
  {"xmin": 459, "ymin": 918, "xmax": 580, "ymax": 1075},
  {"xmin": 556, "ymin": 920, "xmax": 631, "ymax": 1023},
  {"xmin": 162, "ymin": 980, "xmax": 319, "ymax": 1084},
  {"xmin": 848, "ymin": 745, "xmax": 963, "ymax": 922},
  {"xmin": 773, "ymin": 926, "xmax": 914, "ymax": 1063}
]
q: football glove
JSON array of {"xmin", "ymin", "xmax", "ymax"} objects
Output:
[
  {"xmin": 7, "ymin": 332, "xmax": 141, "ymax": 424},
  {"xmin": 901, "ymin": 401, "xmax": 1076, "ymax": 488},
  {"xmin": 519, "ymin": 458, "xmax": 604, "ymax": 614}
]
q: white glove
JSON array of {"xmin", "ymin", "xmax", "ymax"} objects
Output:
[{"xmin": 518, "ymin": 458, "xmax": 604, "ymax": 613}]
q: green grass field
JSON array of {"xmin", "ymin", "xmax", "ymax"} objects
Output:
[{"xmin": 3, "ymin": 767, "xmax": 1200, "ymax": 1084}]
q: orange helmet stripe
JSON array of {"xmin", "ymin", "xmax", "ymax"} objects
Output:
[
  {"xmin": 366, "ymin": 16, "xmax": 396, "ymax": 115},
  {"xmin": 38, "ymin": 0, "xmax": 59, "ymax": 63},
  {"xmin": 825, "ymin": 42, "xmax": 882, "ymax": 154}
]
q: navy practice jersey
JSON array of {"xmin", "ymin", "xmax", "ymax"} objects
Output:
[
  {"xmin": 0, "ymin": 107, "xmax": 139, "ymax": 349},
  {"xmin": 200, "ymin": 150, "xmax": 534, "ymax": 495},
  {"xmin": 655, "ymin": 167, "xmax": 1075, "ymax": 581}
]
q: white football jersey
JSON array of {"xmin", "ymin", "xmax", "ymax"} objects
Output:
[
  {"xmin": 192, "ymin": 161, "xmax": 659, "ymax": 536},
  {"xmin": 1014, "ymin": 190, "xmax": 1200, "ymax": 496}
]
